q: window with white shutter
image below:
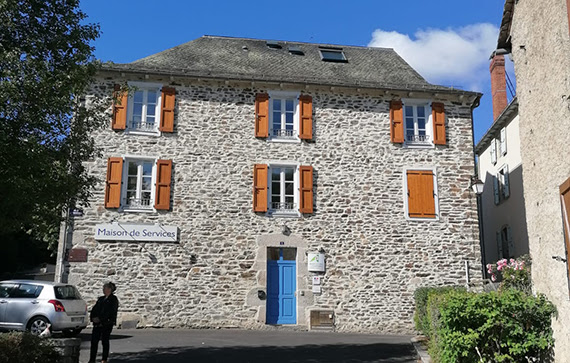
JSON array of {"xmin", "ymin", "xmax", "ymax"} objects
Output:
[
  {"xmin": 490, "ymin": 140, "xmax": 497, "ymax": 165},
  {"xmin": 500, "ymin": 128, "xmax": 507, "ymax": 156}
]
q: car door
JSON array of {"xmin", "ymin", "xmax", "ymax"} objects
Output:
[
  {"xmin": 3, "ymin": 283, "xmax": 43, "ymax": 330},
  {"xmin": 0, "ymin": 283, "xmax": 16, "ymax": 326}
]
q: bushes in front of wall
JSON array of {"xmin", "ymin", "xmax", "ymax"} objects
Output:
[
  {"xmin": 425, "ymin": 289, "xmax": 556, "ymax": 363},
  {"xmin": 413, "ymin": 286, "xmax": 466, "ymax": 337},
  {"xmin": 0, "ymin": 332, "xmax": 60, "ymax": 363}
]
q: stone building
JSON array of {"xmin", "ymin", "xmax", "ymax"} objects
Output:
[
  {"xmin": 56, "ymin": 36, "xmax": 482, "ymax": 333},
  {"xmin": 475, "ymin": 55, "xmax": 529, "ymax": 266},
  {"xmin": 496, "ymin": 0, "xmax": 570, "ymax": 360}
]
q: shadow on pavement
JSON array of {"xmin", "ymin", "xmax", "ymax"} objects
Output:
[
  {"xmin": 109, "ymin": 342, "xmax": 417, "ymax": 363},
  {"xmin": 78, "ymin": 332, "xmax": 133, "ymax": 342}
]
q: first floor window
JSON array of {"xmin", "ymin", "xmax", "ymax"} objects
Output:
[
  {"xmin": 559, "ymin": 177, "xmax": 570, "ymax": 295},
  {"xmin": 493, "ymin": 165, "xmax": 510, "ymax": 204},
  {"xmin": 270, "ymin": 166, "xmax": 296, "ymax": 212},
  {"xmin": 404, "ymin": 104, "xmax": 431, "ymax": 145},
  {"xmin": 269, "ymin": 93, "xmax": 298, "ymax": 140},
  {"xmin": 125, "ymin": 159, "xmax": 154, "ymax": 209},
  {"xmin": 127, "ymin": 83, "xmax": 161, "ymax": 133}
]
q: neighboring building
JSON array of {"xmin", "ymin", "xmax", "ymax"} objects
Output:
[
  {"xmin": 56, "ymin": 36, "xmax": 482, "ymax": 333},
  {"xmin": 497, "ymin": 0, "xmax": 570, "ymax": 360},
  {"xmin": 475, "ymin": 55, "xmax": 529, "ymax": 266}
]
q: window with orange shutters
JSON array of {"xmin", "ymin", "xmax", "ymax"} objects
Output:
[{"xmin": 405, "ymin": 169, "xmax": 438, "ymax": 220}]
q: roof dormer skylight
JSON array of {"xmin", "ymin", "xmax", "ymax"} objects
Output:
[
  {"xmin": 288, "ymin": 45, "xmax": 304, "ymax": 55},
  {"xmin": 319, "ymin": 47, "xmax": 347, "ymax": 62},
  {"xmin": 266, "ymin": 40, "xmax": 282, "ymax": 49}
]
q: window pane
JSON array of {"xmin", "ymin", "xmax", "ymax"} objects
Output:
[
  {"xmin": 272, "ymin": 182, "xmax": 281, "ymax": 195},
  {"xmin": 272, "ymin": 168, "xmax": 280, "ymax": 180},
  {"xmin": 285, "ymin": 182, "xmax": 294, "ymax": 195},
  {"xmin": 133, "ymin": 102, "xmax": 143, "ymax": 117},
  {"xmin": 285, "ymin": 112, "xmax": 294, "ymax": 124},
  {"xmin": 142, "ymin": 162, "xmax": 152, "ymax": 176},
  {"xmin": 147, "ymin": 91, "xmax": 157, "ymax": 104},
  {"xmin": 273, "ymin": 99, "xmax": 281, "ymax": 111},
  {"xmin": 285, "ymin": 100, "xmax": 294, "ymax": 112},
  {"xmin": 417, "ymin": 118, "xmax": 425, "ymax": 130},
  {"xmin": 133, "ymin": 91, "xmax": 143, "ymax": 103},
  {"xmin": 11, "ymin": 284, "xmax": 42, "ymax": 298},
  {"xmin": 142, "ymin": 176, "xmax": 152, "ymax": 190},
  {"xmin": 282, "ymin": 248, "xmax": 296, "ymax": 260},
  {"xmin": 0, "ymin": 284, "xmax": 15, "ymax": 298},
  {"xmin": 127, "ymin": 191, "xmax": 136, "ymax": 200},
  {"xmin": 405, "ymin": 106, "xmax": 414, "ymax": 117},
  {"xmin": 141, "ymin": 191, "xmax": 151, "ymax": 205},
  {"xmin": 406, "ymin": 119, "xmax": 414, "ymax": 131},
  {"xmin": 273, "ymin": 113, "xmax": 281, "ymax": 127},
  {"xmin": 127, "ymin": 177, "xmax": 137, "ymax": 190},
  {"xmin": 267, "ymin": 247, "xmax": 280, "ymax": 261},
  {"xmin": 147, "ymin": 104, "xmax": 156, "ymax": 117},
  {"xmin": 284, "ymin": 168, "xmax": 294, "ymax": 181},
  {"xmin": 146, "ymin": 116, "xmax": 155, "ymax": 126},
  {"xmin": 128, "ymin": 162, "xmax": 138, "ymax": 175},
  {"xmin": 271, "ymin": 195, "xmax": 281, "ymax": 204},
  {"xmin": 285, "ymin": 196, "xmax": 294, "ymax": 205},
  {"xmin": 417, "ymin": 106, "xmax": 425, "ymax": 118}
]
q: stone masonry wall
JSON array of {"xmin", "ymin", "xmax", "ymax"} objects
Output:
[
  {"xmin": 510, "ymin": 0, "xmax": 570, "ymax": 360},
  {"xmin": 62, "ymin": 72, "xmax": 481, "ymax": 334}
]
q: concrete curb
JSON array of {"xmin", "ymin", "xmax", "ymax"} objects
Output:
[{"xmin": 410, "ymin": 336, "xmax": 431, "ymax": 363}]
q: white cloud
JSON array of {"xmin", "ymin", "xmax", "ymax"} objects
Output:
[{"xmin": 368, "ymin": 24, "xmax": 499, "ymax": 91}]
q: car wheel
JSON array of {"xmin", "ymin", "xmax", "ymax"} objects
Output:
[
  {"xmin": 62, "ymin": 328, "xmax": 83, "ymax": 337},
  {"xmin": 27, "ymin": 316, "xmax": 50, "ymax": 336}
]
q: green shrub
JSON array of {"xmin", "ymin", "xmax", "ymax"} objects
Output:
[
  {"xmin": 427, "ymin": 289, "xmax": 556, "ymax": 363},
  {"xmin": 414, "ymin": 286, "xmax": 465, "ymax": 336},
  {"xmin": 0, "ymin": 332, "xmax": 60, "ymax": 363}
]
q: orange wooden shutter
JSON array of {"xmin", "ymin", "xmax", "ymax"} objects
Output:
[
  {"xmin": 559, "ymin": 177, "xmax": 570, "ymax": 288},
  {"xmin": 160, "ymin": 87, "xmax": 176, "ymax": 133},
  {"xmin": 255, "ymin": 93, "xmax": 269, "ymax": 138},
  {"xmin": 105, "ymin": 157, "xmax": 123, "ymax": 208},
  {"xmin": 112, "ymin": 84, "xmax": 127, "ymax": 130},
  {"xmin": 406, "ymin": 170, "xmax": 436, "ymax": 218},
  {"xmin": 154, "ymin": 160, "xmax": 172, "ymax": 210},
  {"xmin": 299, "ymin": 95, "xmax": 313, "ymax": 140},
  {"xmin": 390, "ymin": 100, "xmax": 404, "ymax": 143},
  {"xmin": 253, "ymin": 164, "xmax": 268, "ymax": 212},
  {"xmin": 432, "ymin": 102, "xmax": 446, "ymax": 145},
  {"xmin": 299, "ymin": 165, "xmax": 314, "ymax": 214}
]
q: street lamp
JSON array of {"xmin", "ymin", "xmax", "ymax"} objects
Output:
[{"xmin": 470, "ymin": 176, "xmax": 484, "ymax": 195}]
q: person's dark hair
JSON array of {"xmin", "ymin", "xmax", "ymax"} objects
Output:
[{"xmin": 103, "ymin": 282, "xmax": 116, "ymax": 293}]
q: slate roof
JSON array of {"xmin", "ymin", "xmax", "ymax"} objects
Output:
[
  {"xmin": 497, "ymin": 0, "xmax": 515, "ymax": 51},
  {"xmin": 103, "ymin": 35, "xmax": 478, "ymax": 96}
]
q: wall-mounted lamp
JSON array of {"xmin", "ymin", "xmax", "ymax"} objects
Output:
[
  {"xmin": 282, "ymin": 224, "xmax": 291, "ymax": 236},
  {"xmin": 470, "ymin": 176, "xmax": 485, "ymax": 195}
]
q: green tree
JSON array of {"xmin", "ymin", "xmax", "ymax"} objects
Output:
[{"xmin": 0, "ymin": 0, "xmax": 103, "ymax": 250}]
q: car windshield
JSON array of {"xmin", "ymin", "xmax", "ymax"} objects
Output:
[{"xmin": 54, "ymin": 285, "xmax": 82, "ymax": 300}]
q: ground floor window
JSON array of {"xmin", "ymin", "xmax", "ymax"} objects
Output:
[{"xmin": 496, "ymin": 225, "xmax": 513, "ymax": 259}]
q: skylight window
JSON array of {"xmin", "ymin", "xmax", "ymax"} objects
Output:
[
  {"xmin": 288, "ymin": 45, "xmax": 304, "ymax": 55},
  {"xmin": 266, "ymin": 40, "xmax": 282, "ymax": 49},
  {"xmin": 319, "ymin": 48, "xmax": 347, "ymax": 62}
]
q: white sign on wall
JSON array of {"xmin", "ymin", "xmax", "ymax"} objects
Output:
[
  {"xmin": 308, "ymin": 252, "xmax": 325, "ymax": 272},
  {"xmin": 94, "ymin": 223, "xmax": 178, "ymax": 242}
]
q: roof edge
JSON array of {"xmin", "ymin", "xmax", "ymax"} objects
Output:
[
  {"xmin": 100, "ymin": 64, "xmax": 482, "ymax": 100},
  {"xmin": 497, "ymin": 0, "xmax": 515, "ymax": 50},
  {"xmin": 475, "ymin": 96, "xmax": 518, "ymax": 154}
]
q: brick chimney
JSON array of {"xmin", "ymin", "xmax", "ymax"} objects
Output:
[{"xmin": 490, "ymin": 55, "xmax": 508, "ymax": 121}]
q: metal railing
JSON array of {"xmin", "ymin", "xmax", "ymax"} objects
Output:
[
  {"xmin": 406, "ymin": 134, "xmax": 431, "ymax": 143},
  {"xmin": 272, "ymin": 129, "xmax": 296, "ymax": 138},
  {"xmin": 130, "ymin": 121, "xmax": 156, "ymax": 132},
  {"xmin": 124, "ymin": 197, "xmax": 153, "ymax": 209},
  {"xmin": 271, "ymin": 202, "xmax": 297, "ymax": 212}
]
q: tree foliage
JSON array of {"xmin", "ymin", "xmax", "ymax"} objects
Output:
[{"xmin": 0, "ymin": 0, "xmax": 103, "ymax": 248}]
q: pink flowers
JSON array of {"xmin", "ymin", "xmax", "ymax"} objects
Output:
[{"xmin": 487, "ymin": 257, "xmax": 527, "ymax": 283}]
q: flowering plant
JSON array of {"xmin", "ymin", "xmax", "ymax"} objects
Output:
[{"xmin": 486, "ymin": 255, "xmax": 532, "ymax": 293}]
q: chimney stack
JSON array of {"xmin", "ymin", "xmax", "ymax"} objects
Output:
[{"xmin": 490, "ymin": 55, "xmax": 508, "ymax": 121}]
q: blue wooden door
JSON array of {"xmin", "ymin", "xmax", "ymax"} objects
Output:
[{"xmin": 266, "ymin": 249, "xmax": 296, "ymax": 324}]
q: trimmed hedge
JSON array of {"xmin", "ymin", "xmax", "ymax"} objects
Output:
[
  {"xmin": 425, "ymin": 289, "xmax": 556, "ymax": 363},
  {"xmin": 0, "ymin": 332, "xmax": 60, "ymax": 363},
  {"xmin": 413, "ymin": 286, "xmax": 465, "ymax": 337}
]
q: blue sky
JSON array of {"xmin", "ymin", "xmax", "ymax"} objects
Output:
[{"xmin": 80, "ymin": 0, "xmax": 512, "ymax": 142}]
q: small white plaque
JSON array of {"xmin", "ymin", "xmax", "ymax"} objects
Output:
[
  {"xmin": 308, "ymin": 252, "xmax": 325, "ymax": 272},
  {"xmin": 312, "ymin": 276, "xmax": 321, "ymax": 285},
  {"xmin": 312, "ymin": 285, "xmax": 322, "ymax": 294}
]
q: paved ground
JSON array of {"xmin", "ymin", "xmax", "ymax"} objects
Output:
[{"xmin": 79, "ymin": 328, "xmax": 418, "ymax": 363}]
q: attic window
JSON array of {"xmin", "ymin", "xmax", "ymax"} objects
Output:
[
  {"xmin": 288, "ymin": 45, "xmax": 304, "ymax": 55},
  {"xmin": 319, "ymin": 48, "xmax": 347, "ymax": 62},
  {"xmin": 266, "ymin": 41, "xmax": 282, "ymax": 50}
]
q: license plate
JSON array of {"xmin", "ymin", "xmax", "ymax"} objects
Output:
[{"xmin": 71, "ymin": 317, "xmax": 84, "ymax": 323}]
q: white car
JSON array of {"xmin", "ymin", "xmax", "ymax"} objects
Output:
[{"xmin": 0, "ymin": 280, "xmax": 88, "ymax": 336}]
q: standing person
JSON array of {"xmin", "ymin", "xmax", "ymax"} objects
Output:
[{"xmin": 88, "ymin": 282, "xmax": 119, "ymax": 363}]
